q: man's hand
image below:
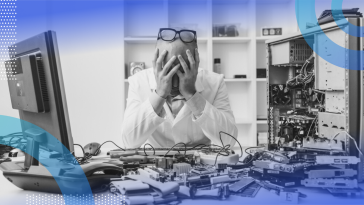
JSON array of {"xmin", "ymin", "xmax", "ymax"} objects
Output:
[
  {"xmin": 153, "ymin": 48, "xmax": 181, "ymax": 98},
  {"xmin": 176, "ymin": 48, "xmax": 200, "ymax": 100}
]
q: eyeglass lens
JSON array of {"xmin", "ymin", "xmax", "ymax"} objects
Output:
[{"xmin": 160, "ymin": 30, "xmax": 195, "ymax": 42}]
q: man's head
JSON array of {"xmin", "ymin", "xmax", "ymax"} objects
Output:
[{"xmin": 156, "ymin": 29, "xmax": 198, "ymax": 97}]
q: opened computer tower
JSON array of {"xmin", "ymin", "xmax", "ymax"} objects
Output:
[{"xmin": 265, "ymin": 18, "xmax": 364, "ymax": 182}]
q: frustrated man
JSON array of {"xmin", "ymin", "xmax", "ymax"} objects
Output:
[{"xmin": 122, "ymin": 28, "xmax": 238, "ymax": 148}]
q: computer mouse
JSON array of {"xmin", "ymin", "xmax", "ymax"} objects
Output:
[
  {"xmin": 8, "ymin": 148, "xmax": 25, "ymax": 157},
  {"xmin": 84, "ymin": 142, "xmax": 101, "ymax": 156}
]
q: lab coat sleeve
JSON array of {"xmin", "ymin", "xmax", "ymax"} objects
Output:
[
  {"xmin": 186, "ymin": 77, "xmax": 238, "ymax": 147},
  {"xmin": 121, "ymin": 76, "xmax": 165, "ymax": 148}
]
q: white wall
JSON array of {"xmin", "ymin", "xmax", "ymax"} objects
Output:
[
  {"xmin": 58, "ymin": 41, "xmax": 124, "ymax": 147},
  {"xmin": 0, "ymin": 1, "xmax": 125, "ymax": 148}
]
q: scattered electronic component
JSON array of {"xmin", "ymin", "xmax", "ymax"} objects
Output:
[
  {"xmin": 232, "ymin": 182, "xmax": 261, "ymax": 198},
  {"xmin": 199, "ymin": 152, "xmax": 239, "ymax": 165},
  {"xmin": 143, "ymin": 167, "xmax": 160, "ymax": 181},
  {"xmin": 315, "ymin": 156, "xmax": 360, "ymax": 165},
  {"xmin": 263, "ymin": 175, "xmax": 301, "ymax": 188},
  {"xmin": 189, "ymin": 184, "xmax": 230, "ymax": 200},
  {"xmin": 218, "ymin": 163, "xmax": 227, "ymax": 170},
  {"xmin": 305, "ymin": 168, "xmax": 357, "ymax": 179},
  {"xmin": 249, "ymin": 168, "xmax": 301, "ymax": 188},
  {"xmin": 109, "ymin": 179, "xmax": 151, "ymax": 195},
  {"xmin": 123, "ymin": 175, "xmax": 180, "ymax": 197},
  {"xmin": 261, "ymin": 151, "xmax": 290, "ymax": 164},
  {"xmin": 278, "ymin": 190, "xmax": 300, "ymax": 204},
  {"xmin": 263, "ymin": 169, "xmax": 305, "ymax": 179},
  {"xmin": 187, "ymin": 175, "xmax": 211, "ymax": 187},
  {"xmin": 256, "ymin": 180, "xmax": 307, "ymax": 199},
  {"xmin": 326, "ymin": 188, "xmax": 363, "ymax": 197},
  {"xmin": 191, "ymin": 167, "xmax": 214, "ymax": 175},
  {"xmin": 253, "ymin": 160, "xmax": 311, "ymax": 173},
  {"xmin": 166, "ymin": 158, "xmax": 174, "ymax": 169},
  {"xmin": 119, "ymin": 155, "xmax": 148, "ymax": 164},
  {"xmin": 173, "ymin": 163, "xmax": 191, "ymax": 175},
  {"xmin": 303, "ymin": 137, "xmax": 344, "ymax": 151},
  {"xmin": 229, "ymin": 178, "xmax": 255, "ymax": 193},
  {"xmin": 155, "ymin": 157, "xmax": 167, "ymax": 169},
  {"xmin": 301, "ymin": 178, "xmax": 358, "ymax": 189},
  {"xmin": 210, "ymin": 175, "xmax": 231, "ymax": 189}
]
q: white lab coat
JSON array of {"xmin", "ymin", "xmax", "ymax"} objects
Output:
[{"xmin": 121, "ymin": 68, "xmax": 238, "ymax": 148}]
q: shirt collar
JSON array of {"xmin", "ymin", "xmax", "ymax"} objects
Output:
[{"xmin": 148, "ymin": 68, "xmax": 204, "ymax": 92}]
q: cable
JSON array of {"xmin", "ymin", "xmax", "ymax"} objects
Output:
[
  {"xmin": 7, "ymin": 136, "xmax": 23, "ymax": 147},
  {"xmin": 331, "ymin": 131, "xmax": 363, "ymax": 156},
  {"xmin": 163, "ymin": 142, "xmax": 187, "ymax": 157},
  {"xmin": 187, "ymin": 144, "xmax": 210, "ymax": 151},
  {"xmin": 143, "ymin": 143, "xmax": 155, "ymax": 156},
  {"xmin": 214, "ymin": 144, "xmax": 231, "ymax": 166},
  {"xmin": 211, "ymin": 131, "xmax": 243, "ymax": 165},
  {"xmin": 74, "ymin": 143, "xmax": 85, "ymax": 156},
  {"xmin": 0, "ymin": 132, "xmax": 23, "ymax": 138},
  {"xmin": 286, "ymin": 54, "xmax": 315, "ymax": 89},
  {"xmin": 93, "ymin": 141, "xmax": 125, "ymax": 156},
  {"xmin": 305, "ymin": 115, "xmax": 318, "ymax": 140},
  {"xmin": 219, "ymin": 131, "xmax": 243, "ymax": 158},
  {"xmin": 73, "ymin": 143, "xmax": 92, "ymax": 165}
]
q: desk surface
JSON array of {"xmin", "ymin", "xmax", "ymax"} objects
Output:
[{"xmin": 0, "ymin": 149, "xmax": 363, "ymax": 205}]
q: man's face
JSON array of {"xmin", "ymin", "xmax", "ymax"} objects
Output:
[{"xmin": 156, "ymin": 39, "xmax": 197, "ymax": 97}]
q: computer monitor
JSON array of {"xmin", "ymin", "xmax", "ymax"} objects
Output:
[
  {"xmin": 5, "ymin": 30, "xmax": 74, "ymax": 160},
  {"xmin": 2, "ymin": 31, "xmax": 123, "ymax": 194}
]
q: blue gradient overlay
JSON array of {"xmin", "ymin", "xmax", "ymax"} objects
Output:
[
  {"xmin": 7, "ymin": 0, "xmax": 364, "ymax": 204},
  {"xmin": 0, "ymin": 115, "xmax": 95, "ymax": 205}
]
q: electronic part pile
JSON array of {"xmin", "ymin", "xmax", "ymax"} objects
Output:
[{"xmin": 100, "ymin": 140, "xmax": 362, "ymax": 204}]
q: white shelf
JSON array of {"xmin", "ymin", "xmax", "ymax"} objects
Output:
[
  {"xmin": 126, "ymin": 78, "xmax": 252, "ymax": 83},
  {"xmin": 124, "ymin": 37, "xmax": 209, "ymax": 44},
  {"xmin": 256, "ymin": 36, "xmax": 280, "ymax": 42},
  {"xmin": 197, "ymin": 37, "xmax": 208, "ymax": 43},
  {"xmin": 212, "ymin": 37, "xmax": 251, "ymax": 44},
  {"xmin": 257, "ymin": 120, "xmax": 268, "ymax": 125},
  {"xmin": 236, "ymin": 118, "xmax": 252, "ymax": 124},
  {"xmin": 224, "ymin": 78, "xmax": 251, "ymax": 82},
  {"xmin": 256, "ymin": 78, "xmax": 267, "ymax": 82},
  {"xmin": 124, "ymin": 37, "xmax": 157, "ymax": 44}
]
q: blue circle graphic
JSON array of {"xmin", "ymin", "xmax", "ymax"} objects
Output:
[
  {"xmin": 295, "ymin": 0, "xmax": 363, "ymax": 70},
  {"xmin": 332, "ymin": 0, "xmax": 364, "ymax": 37},
  {"xmin": 0, "ymin": 115, "xmax": 95, "ymax": 205}
]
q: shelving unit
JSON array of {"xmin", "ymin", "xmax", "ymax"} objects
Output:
[{"xmin": 121, "ymin": 0, "xmax": 298, "ymax": 147}]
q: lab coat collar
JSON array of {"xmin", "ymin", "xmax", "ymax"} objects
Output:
[{"xmin": 148, "ymin": 68, "xmax": 205, "ymax": 92}]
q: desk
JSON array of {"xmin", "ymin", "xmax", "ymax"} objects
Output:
[{"xmin": 0, "ymin": 149, "xmax": 363, "ymax": 205}]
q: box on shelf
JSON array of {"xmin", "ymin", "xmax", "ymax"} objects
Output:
[{"xmin": 213, "ymin": 24, "xmax": 240, "ymax": 37}]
